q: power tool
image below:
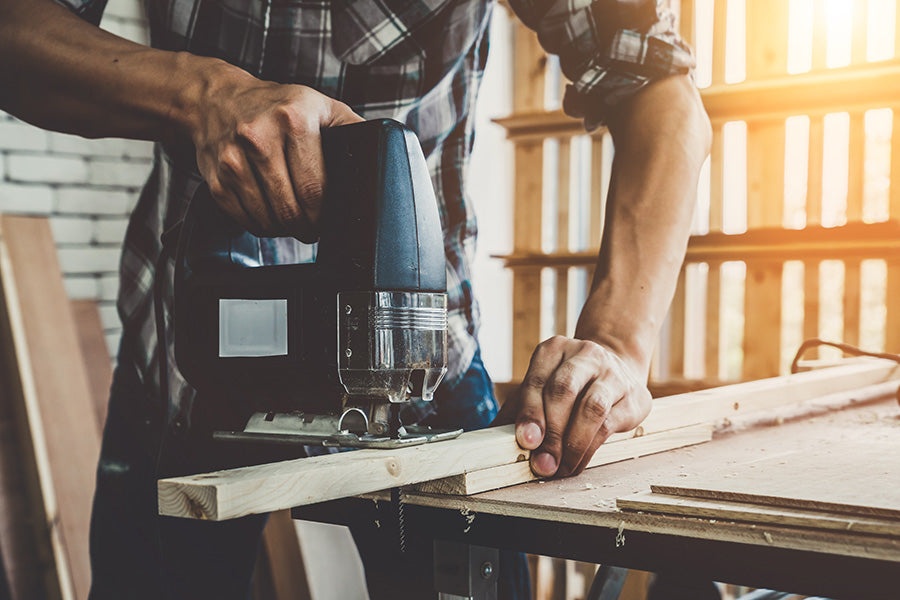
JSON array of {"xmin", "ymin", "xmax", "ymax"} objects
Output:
[{"xmin": 172, "ymin": 119, "xmax": 460, "ymax": 449}]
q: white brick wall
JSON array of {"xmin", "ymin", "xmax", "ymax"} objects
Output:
[{"xmin": 0, "ymin": 0, "xmax": 151, "ymax": 358}]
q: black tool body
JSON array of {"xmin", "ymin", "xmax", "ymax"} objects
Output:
[{"xmin": 173, "ymin": 119, "xmax": 446, "ymax": 420}]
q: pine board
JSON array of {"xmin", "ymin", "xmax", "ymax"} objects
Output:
[
  {"xmin": 414, "ymin": 424, "xmax": 712, "ymax": 495},
  {"xmin": 617, "ymin": 492, "xmax": 900, "ymax": 537},
  {"xmin": 158, "ymin": 424, "xmax": 528, "ymax": 521}
]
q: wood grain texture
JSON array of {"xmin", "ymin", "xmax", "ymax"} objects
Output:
[
  {"xmin": 650, "ymin": 413, "xmax": 900, "ymax": 520},
  {"xmin": 0, "ymin": 216, "xmax": 102, "ymax": 600},
  {"xmin": 414, "ymin": 424, "xmax": 712, "ymax": 496},
  {"xmin": 641, "ymin": 359, "xmax": 900, "ymax": 435},
  {"xmin": 389, "ymin": 400, "xmax": 900, "ymax": 564},
  {"xmin": 617, "ymin": 492, "xmax": 900, "ymax": 537},
  {"xmin": 71, "ymin": 300, "xmax": 112, "ymax": 431},
  {"xmin": 159, "ymin": 425, "xmax": 528, "ymax": 521}
]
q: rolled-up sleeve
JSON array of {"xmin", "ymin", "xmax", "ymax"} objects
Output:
[
  {"xmin": 507, "ymin": 0, "xmax": 695, "ymax": 130},
  {"xmin": 52, "ymin": 0, "xmax": 108, "ymax": 26}
]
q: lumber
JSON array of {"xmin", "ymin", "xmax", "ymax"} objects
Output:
[
  {"xmin": 0, "ymin": 215, "xmax": 103, "ymax": 600},
  {"xmin": 617, "ymin": 492, "xmax": 900, "ymax": 537},
  {"xmin": 158, "ymin": 424, "xmax": 528, "ymax": 521},
  {"xmin": 161, "ymin": 360, "xmax": 900, "ymax": 521},
  {"xmin": 414, "ymin": 424, "xmax": 712, "ymax": 496},
  {"xmin": 381, "ymin": 400, "xmax": 900, "ymax": 564},
  {"xmin": 639, "ymin": 359, "xmax": 900, "ymax": 436},
  {"xmin": 71, "ymin": 300, "xmax": 113, "ymax": 430}
]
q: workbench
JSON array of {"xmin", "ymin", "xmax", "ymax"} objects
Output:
[{"xmin": 293, "ymin": 398, "xmax": 900, "ymax": 599}]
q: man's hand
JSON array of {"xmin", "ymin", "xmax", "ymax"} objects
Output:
[
  {"xmin": 495, "ymin": 75, "xmax": 711, "ymax": 481},
  {"xmin": 495, "ymin": 337, "xmax": 651, "ymax": 478},
  {"xmin": 191, "ymin": 70, "xmax": 364, "ymax": 242}
]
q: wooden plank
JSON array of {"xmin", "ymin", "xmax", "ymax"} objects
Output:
[
  {"xmin": 413, "ymin": 425, "xmax": 712, "ymax": 496},
  {"xmin": 555, "ymin": 138, "xmax": 570, "ymax": 335},
  {"xmin": 513, "ymin": 23, "xmax": 545, "ymax": 113},
  {"xmin": 848, "ymin": 111, "xmax": 865, "ymax": 222},
  {"xmin": 650, "ymin": 415, "xmax": 900, "ymax": 521},
  {"xmin": 617, "ymin": 492, "xmax": 900, "ymax": 537},
  {"xmin": 0, "ymin": 216, "xmax": 102, "ymax": 600},
  {"xmin": 390, "ymin": 400, "xmax": 900, "ymax": 564},
  {"xmin": 641, "ymin": 359, "xmax": 900, "ymax": 435},
  {"xmin": 803, "ymin": 260, "xmax": 820, "ymax": 357},
  {"xmin": 162, "ymin": 361, "xmax": 900, "ymax": 522},
  {"xmin": 259, "ymin": 511, "xmax": 312, "ymax": 600},
  {"xmin": 589, "ymin": 135, "xmax": 607, "ymax": 248},
  {"xmin": 71, "ymin": 300, "xmax": 112, "ymax": 431},
  {"xmin": 158, "ymin": 425, "xmax": 528, "ymax": 521},
  {"xmin": 513, "ymin": 269, "xmax": 542, "ymax": 379}
]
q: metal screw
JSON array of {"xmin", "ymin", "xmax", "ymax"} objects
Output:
[
  {"xmin": 345, "ymin": 304, "xmax": 352, "ymax": 314},
  {"xmin": 345, "ymin": 348, "xmax": 353, "ymax": 357},
  {"xmin": 480, "ymin": 562, "xmax": 494, "ymax": 580}
]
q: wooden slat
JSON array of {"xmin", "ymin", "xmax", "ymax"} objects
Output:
[
  {"xmin": 679, "ymin": 0, "xmax": 695, "ymax": 49},
  {"xmin": 709, "ymin": 125, "xmax": 724, "ymax": 233},
  {"xmin": 555, "ymin": 138, "xmax": 571, "ymax": 336},
  {"xmin": 413, "ymin": 425, "xmax": 712, "ymax": 496},
  {"xmin": 843, "ymin": 259, "xmax": 861, "ymax": 347},
  {"xmin": 159, "ymin": 425, "xmax": 528, "ymax": 521},
  {"xmin": 0, "ymin": 216, "xmax": 102, "ymax": 600},
  {"xmin": 711, "ymin": 0, "xmax": 728, "ymax": 85},
  {"xmin": 704, "ymin": 262, "xmax": 720, "ymax": 380},
  {"xmin": 512, "ymin": 138, "xmax": 544, "ymax": 378},
  {"xmin": 494, "ymin": 61, "xmax": 900, "ymax": 139},
  {"xmin": 667, "ymin": 269, "xmax": 687, "ymax": 379},
  {"xmin": 71, "ymin": 301, "xmax": 112, "ymax": 431},
  {"xmin": 259, "ymin": 511, "xmax": 312, "ymax": 600},
  {"xmin": 498, "ymin": 221, "xmax": 900, "ymax": 266},
  {"xmin": 744, "ymin": 119, "xmax": 786, "ymax": 379},
  {"xmin": 618, "ymin": 492, "xmax": 900, "ymax": 537},
  {"xmin": 803, "ymin": 260, "xmax": 821, "ymax": 353},
  {"xmin": 848, "ymin": 111, "xmax": 866, "ymax": 222},
  {"xmin": 513, "ymin": 23, "xmax": 545, "ymax": 113},
  {"xmin": 588, "ymin": 135, "xmax": 606, "ymax": 249}
]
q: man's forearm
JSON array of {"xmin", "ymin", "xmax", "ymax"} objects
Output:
[
  {"xmin": 0, "ymin": 0, "xmax": 218, "ymax": 142},
  {"xmin": 575, "ymin": 75, "xmax": 712, "ymax": 373}
]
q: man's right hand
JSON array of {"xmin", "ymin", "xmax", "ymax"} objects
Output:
[{"xmin": 190, "ymin": 68, "xmax": 364, "ymax": 242}]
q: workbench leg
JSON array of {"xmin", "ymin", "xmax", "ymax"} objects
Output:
[
  {"xmin": 585, "ymin": 565, "xmax": 629, "ymax": 600},
  {"xmin": 433, "ymin": 540, "xmax": 499, "ymax": 600}
]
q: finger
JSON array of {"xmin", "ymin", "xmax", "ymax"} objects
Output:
[
  {"xmin": 532, "ymin": 354, "xmax": 599, "ymax": 477},
  {"xmin": 557, "ymin": 377, "xmax": 622, "ymax": 477},
  {"xmin": 515, "ymin": 337, "xmax": 567, "ymax": 451},
  {"xmin": 325, "ymin": 98, "xmax": 365, "ymax": 127},
  {"xmin": 208, "ymin": 177, "xmax": 263, "ymax": 235},
  {"xmin": 215, "ymin": 147, "xmax": 273, "ymax": 235},
  {"xmin": 570, "ymin": 390, "xmax": 649, "ymax": 475},
  {"xmin": 285, "ymin": 126, "xmax": 325, "ymax": 242},
  {"xmin": 245, "ymin": 138, "xmax": 317, "ymax": 240}
]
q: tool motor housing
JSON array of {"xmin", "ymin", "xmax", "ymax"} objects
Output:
[{"xmin": 173, "ymin": 119, "xmax": 448, "ymax": 418}]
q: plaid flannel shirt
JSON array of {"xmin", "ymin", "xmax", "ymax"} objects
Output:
[{"xmin": 59, "ymin": 0, "xmax": 693, "ymax": 422}]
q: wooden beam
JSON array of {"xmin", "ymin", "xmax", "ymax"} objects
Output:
[
  {"xmin": 493, "ymin": 61, "xmax": 900, "ymax": 138},
  {"xmin": 413, "ymin": 424, "xmax": 712, "ymax": 496},
  {"xmin": 71, "ymin": 300, "xmax": 112, "ymax": 431},
  {"xmin": 496, "ymin": 221, "xmax": 900, "ymax": 267},
  {"xmin": 0, "ymin": 216, "xmax": 102, "ymax": 600},
  {"xmin": 161, "ymin": 360, "xmax": 900, "ymax": 521},
  {"xmin": 159, "ymin": 425, "xmax": 528, "ymax": 521},
  {"xmin": 617, "ymin": 492, "xmax": 900, "ymax": 537}
]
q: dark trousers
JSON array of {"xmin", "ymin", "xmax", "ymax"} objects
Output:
[{"xmin": 88, "ymin": 345, "xmax": 530, "ymax": 599}]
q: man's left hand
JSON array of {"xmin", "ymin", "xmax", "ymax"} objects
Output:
[{"xmin": 494, "ymin": 336, "xmax": 651, "ymax": 478}]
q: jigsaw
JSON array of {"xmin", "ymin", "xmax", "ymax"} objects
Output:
[{"xmin": 172, "ymin": 119, "xmax": 460, "ymax": 449}]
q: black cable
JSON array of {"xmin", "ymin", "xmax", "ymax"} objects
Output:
[{"xmin": 789, "ymin": 338, "xmax": 900, "ymax": 374}]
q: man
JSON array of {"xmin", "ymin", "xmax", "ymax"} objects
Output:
[{"xmin": 0, "ymin": 0, "xmax": 710, "ymax": 597}]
